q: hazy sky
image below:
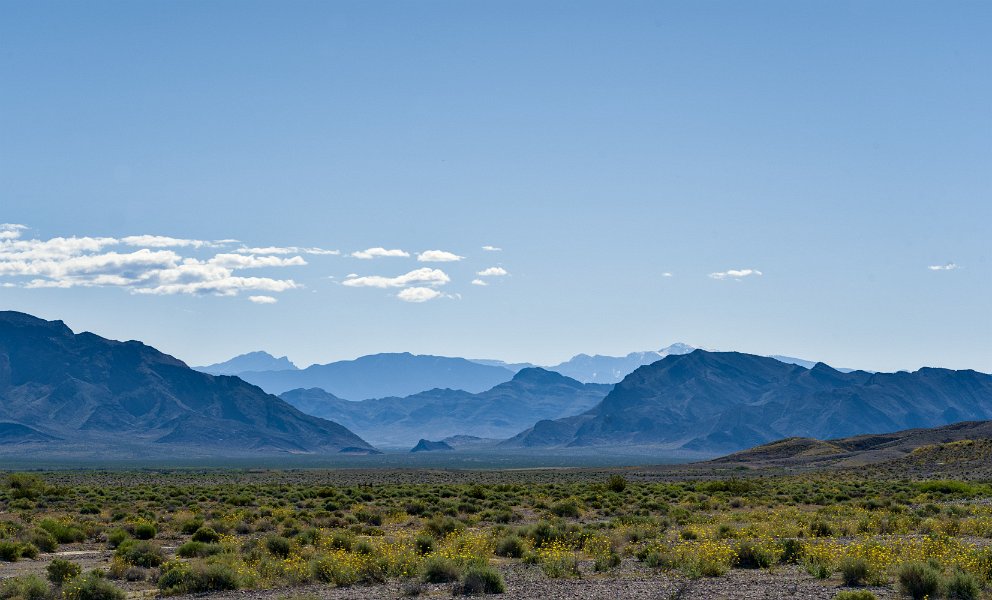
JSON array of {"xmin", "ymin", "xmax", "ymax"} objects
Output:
[{"xmin": 2, "ymin": 1, "xmax": 989, "ymax": 372}]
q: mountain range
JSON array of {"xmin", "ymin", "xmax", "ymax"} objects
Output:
[
  {"xmin": 505, "ymin": 350, "xmax": 992, "ymax": 453},
  {"xmin": 196, "ymin": 351, "xmax": 298, "ymax": 376},
  {"xmin": 279, "ymin": 368, "xmax": 611, "ymax": 447},
  {"xmin": 237, "ymin": 353, "xmax": 514, "ymax": 399},
  {"xmin": 0, "ymin": 311, "xmax": 376, "ymax": 456}
]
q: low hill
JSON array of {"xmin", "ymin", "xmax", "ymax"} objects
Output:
[
  {"xmin": 711, "ymin": 420, "xmax": 992, "ymax": 472},
  {"xmin": 0, "ymin": 311, "xmax": 377, "ymax": 457}
]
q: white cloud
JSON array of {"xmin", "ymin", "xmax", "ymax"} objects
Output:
[
  {"xmin": 236, "ymin": 246, "xmax": 339, "ymax": 256},
  {"xmin": 208, "ymin": 253, "xmax": 307, "ymax": 269},
  {"xmin": 482, "ymin": 245, "xmax": 502, "ymax": 252},
  {"xmin": 709, "ymin": 268, "xmax": 762, "ymax": 280},
  {"xmin": 0, "ymin": 229, "xmax": 304, "ymax": 299},
  {"xmin": 397, "ymin": 287, "xmax": 442, "ymax": 303},
  {"xmin": 0, "ymin": 224, "xmax": 27, "ymax": 240},
  {"xmin": 120, "ymin": 235, "xmax": 218, "ymax": 248},
  {"xmin": 248, "ymin": 295, "xmax": 278, "ymax": 304},
  {"xmin": 417, "ymin": 250, "xmax": 464, "ymax": 262},
  {"xmin": 477, "ymin": 266, "xmax": 508, "ymax": 277},
  {"xmin": 351, "ymin": 247, "xmax": 410, "ymax": 259},
  {"xmin": 662, "ymin": 272, "xmax": 673, "ymax": 278},
  {"xmin": 471, "ymin": 279, "xmax": 488, "ymax": 286},
  {"xmin": 928, "ymin": 263, "xmax": 960, "ymax": 271},
  {"xmin": 342, "ymin": 268, "xmax": 450, "ymax": 288}
]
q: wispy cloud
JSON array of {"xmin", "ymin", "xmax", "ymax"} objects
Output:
[
  {"xmin": 709, "ymin": 268, "xmax": 762, "ymax": 280},
  {"xmin": 351, "ymin": 247, "xmax": 410, "ymax": 259},
  {"xmin": 236, "ymin": 246, "xmax": 339, "ymax": 256},
  {"xmin": 477, "ymin": 266, "xmax": 508, "ymax": 277},
  {"xmin": 248, "ymin": 295, "xmax": 278, "ymax": 304},
  {"xmin": 120, "ymin": 235, "xmax": 221, "ymax": 248},
  {"xmin": 928, "ymin": 263, "xmax": 960, "ymax": 271},
  {"xmin": 342, "ymin": 268, "xmax": 450, "ymax": 289},
  {"xmin": 417, "ymin": 250, "xmax": 464, "ymax": 262},
  {"xmin": 482, "ymin": 245, "xmax": 502, "ymax": 252},
  {"xmin": 471, "ymin": 279, "xmax": 488, "ymax": 286},
  {"xmin": 662, "ymin": 272, "xmax": 673, "ymax": 278},
  {"xmin": 397, "ymin": 287, "xmax": 442, "ymax": 303}
]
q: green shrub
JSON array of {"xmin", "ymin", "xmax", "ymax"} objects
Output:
[
  {"xmin": 158, "ymin": 560, "xmax": 240, "ymax": 595},
  {"xmin": 539, "ymin": 553, "xmax": 579, "ymax": 578},
  {"xmin": 0, "ymin": 575, "xmax": 49, "ymax": 600},
  {"xmin": 457, "ymin": 565, "xmax": 506, "ymax": 595},
  {"xmin": 114, "ymin": 540, "xmax": 165, "ymax": 568},
  {"xmin": 833, "ymin": 592, "xmax": 877, "ymax": 600},
  {"xmin": 191, "ymin": 527, "xmax": 221, "ymax": 543},
  {"xmin": 839, "ymin": 556, "xmax": 870, "ymax": 586},
  {"xmin": 38, "ymin": 518, "xmax": 85, "ymax": 543},
  {"xmin": 494, "ymin": 535, "xmax": 525, "ymax": 558},
  {"xmin": 733, "ymin": 541, "xmax": 774, "ymax": 569},
  {"xmin": 550, "ymin": 499, "xmax": 581, "ymax": 518},
  {"xmin": 809, "ymin": 520, "xmax": 833, "ymax": 538},
  {"xmin": 421, "ymin": 556, "xmax": 462, "ymax": 583},
  {"xmin": 105, "ymin": 529, "xmax": 128, "ymax": 549},
  {"xmin": 424, "ymin": 516, "xmax": 464, "ymax": 538},
  {"xmin": 6, "ymin": 473, "xmax": 47, "ymax": 500},
  {"xmin": 0, "ymin": 540, "xmax": 31, "ymax": 562},
  {"xmin": 594, "ymin": 551, "xmax": 621, "ymax": 572},
  {"xmin": 643, "ymin": 547, "xmax": 676, "ymax": 569},
  {"xmin": 264, "ymin": 535, "xmax": 292, "ymax": 558},
  {"xmin": 606, "ymin": 475, "xmax": 627, "ymax": 493},
  {"xmin": 898, "ymin": 562, "xmax": 942, "ymax": 600},
  {"xmin": 413, "ymin": 534, "xmax": 435, "ymax": 555},
  {"xmin": 48, "ymin": 558, "xmax": 83, "ymax": 584},
  {"xmin": 30, "ymin": 528, "xmax": 58, "ymax": 553},
  {"xmin": 131, "ymin": 522, "xmax": 157, "ymax": 540},
  {"xmin": 804, "ymin": 557, "xmax": 832, "ymax": 579},
  {"xmin": 63, "ymin": 571, "xmax": 125, "ymax": 600},
  {"xmin": 177, "ymin": 541, "xmax": 223, "ymax": 558},
  {"xmin": 180, "ymin": 518, "xmax": 204, "ymax": 535},
  {"xmin": 778, "ymin": 539, "xmax": 804, "ymax": 564},
  {"xmin": 943, "ymin": 569, "xmax": 982, "ymax": 600}
]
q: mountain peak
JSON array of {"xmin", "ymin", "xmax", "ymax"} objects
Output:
[
  {"xmin": 511, "ymin": 367, "xmax": 571, "ymax": 385},
  {"xmin": 196, "ymin": 351, "xmax": 298, "ymax": 376},
  {"xmin": 0, "ymin": 311, "xmax": 73, "ymax": 336}
]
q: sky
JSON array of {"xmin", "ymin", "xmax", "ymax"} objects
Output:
[{"xmin": 1, "ymin": 0, "xmax": 989, "ymax": 373}]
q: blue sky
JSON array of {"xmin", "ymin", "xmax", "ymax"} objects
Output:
[{"xmin": 1, "ymin": 1, "xmax": 989, "ymax": 372}]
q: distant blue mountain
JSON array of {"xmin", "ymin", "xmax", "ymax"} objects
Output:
[
  {"xmin": 280, "ymin": 368, "xmax": 611, "ymax": 447},
  {"xmin": 195, "ymin": 351, "xmax": 298, "ymax": 376},
  {"xmin": 240, "ymin": 353, "xmax": 514, "ymax": 399},
  {"xmin": 546, "ymin": 343, "xmax": 697, "ymax": 383}
]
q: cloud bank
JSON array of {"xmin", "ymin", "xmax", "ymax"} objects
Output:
[{"xmin": 709, "ymin": 268, "xmax": 762, "ymax": 280}]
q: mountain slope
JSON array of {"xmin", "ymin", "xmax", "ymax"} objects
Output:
[
  {"xmin": 195, "ymin": 351, "xmax": 298, "ymax": 376},
  {"xmin": 0, "ymin": 311, "xmax": 376, "ymax": 456},
  {"xmin": 280, "ymin": 368, "xmax": 612, "ymax": 446},
  {"xmin": 505, "ymin": 350, "xmax": 992, "ymax": 454},
  {"xmin": 241, "ymin": 353, "xmax": 514, "ymax": 399},
  {"xmin": 547, "ymin": 343, "xmax": 696, "ymax": 383}
]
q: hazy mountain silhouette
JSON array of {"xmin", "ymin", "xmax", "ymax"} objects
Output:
[
  {"xmin": 241, "ymin": 353, "xmax": 514, "ymax": 399},
  {"xmin": 195, "ymin": 351, "xmax": 298, "ymax": 376},
  {"xmin": 547, "ymin": 343, "xmax": 696, "ymax": 383},
  {"xmin": 505, "ymin": 350, "xmax": 992, "ymax": 454},
  {"xmin": 280, "ymin": 367, "xmax": 611, "ymax": 446},
  {"xmin": 0, "ymin": 311, "xmax": 376, "ymax": 457}
]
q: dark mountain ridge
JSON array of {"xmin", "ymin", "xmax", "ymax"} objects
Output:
[
  {"xmin": 0, "ymin": 311, "xmax": 376, "ymax": 456},
  {"xmin": 505, "ymin": 350, "xmax": 992, "ymax": 453}
]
